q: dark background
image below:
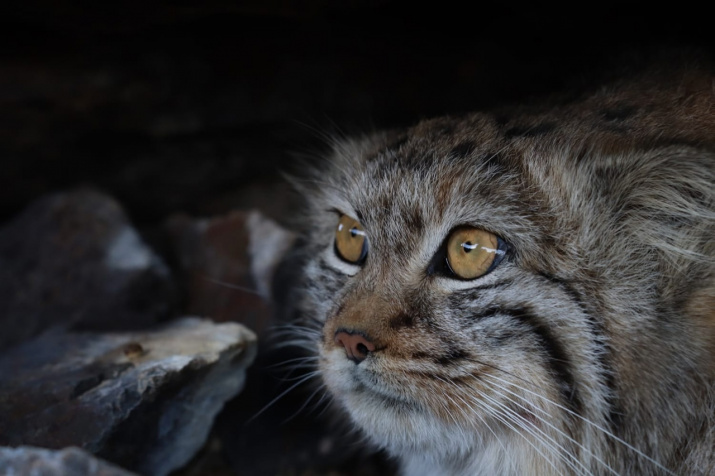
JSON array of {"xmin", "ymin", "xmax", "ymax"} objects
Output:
[
  {"xmin": 1, "ymin": 1, "xmax": 712, "ymax": 228},
  {"xmin": 0, "ymin": 2, "xmax": 712, "ymax": 475}
]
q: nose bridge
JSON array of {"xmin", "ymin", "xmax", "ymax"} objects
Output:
[
  {"xmin": 324, "ymin": 291, "xmax": 397, "ymax": 349},
  {"xmin": 339, "ymin": 292, "xmax": 394, "ymax": 331}
]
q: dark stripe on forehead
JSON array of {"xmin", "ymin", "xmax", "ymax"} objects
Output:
[
  {"xmin": 404, "ymin": 207, "xmax": 424, "ymax": 232},
  {"xmin": 354, "ymin": 209, "xmax": 365, "ymax": 222},
  {"xmin": 386, "ymin": 135, "xmax": 409, "ymax": 153},
  {"xmin": 449, "ymin": 141, "xmax": 477, "ymax": 159},
  {"xmin": 480, "ymin": 151, "xmax": 510, "ymax": 172},
  {"xmin": 475, "ymin": 148, "xmax": 523, "ymax": 178},
  {"xmin": 600, "ymin": 104, "xmax": 637, "ymax": 122}
]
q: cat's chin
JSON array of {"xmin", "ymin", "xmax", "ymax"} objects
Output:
[
  {"xmin": 333, "ymin": 383, "xmax": 557, "ymax": 476},
  {"xmin": 325, "ymin": 365, "xmax": 564, "ymax": 476},
  {"xmin": 341, "ymin": 389, "xmax": 477, "ymax": 454},
  {"xmin": 321, "ymin": 350, "xmax": 479, "ymax": 457}
]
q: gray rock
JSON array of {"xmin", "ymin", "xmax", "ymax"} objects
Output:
[
  {"xmin": 246, "ymin": 210, "xmax": 296, "ymax": 300},
  {"xmin": 0, "ymin": 317, "xmax": 257, "ymax": 476},
  {"xmin": 0, "ymin": 189, "xmax": 176, "ymax": 351},
  {"xmin": 165, "ymin": 210, "xmax": 284, "ymax": 338},
  {"xmin": 0, "ymin": 446, "xmax": 138, "ymax": 476}
]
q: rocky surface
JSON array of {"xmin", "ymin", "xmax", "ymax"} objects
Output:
[
  {"xmin": 166, "ymin": 210, "xmax": 295, "ymax": 338},
  {"xmin": 2, "ymin": 4, "xmax": 702, "ymax": 475},
  {"xmin": 0, "ymin": 446, "xmax": 138, "ymax": 476},
  {"xmin": 0, "ymin": 189, "xmax": 176, "ymax": 351},
  {"xmin": 0, "ymin": 317, "xmax": 257, "ymax": 476}
]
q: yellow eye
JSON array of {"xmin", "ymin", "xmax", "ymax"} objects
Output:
[
  {"xmin": 335, "ymin": 214, "xmax": 368, "ymax": 264},
  {"xmin": 446, "ymin": 227, "xmax": 501, "ymax": 279}
]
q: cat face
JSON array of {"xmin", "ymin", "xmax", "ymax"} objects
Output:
[
  {"xmin": 296, "ymin": 100, "xmax": 714, "ymax": 474},
  {"xmin": 299, "ymin": 121, "xmax": 609, "ymax": 470}
]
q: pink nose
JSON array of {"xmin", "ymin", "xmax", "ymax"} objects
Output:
[{"xmin": 334, "ymin": 330, "xmax": 376, "ymax": 363}]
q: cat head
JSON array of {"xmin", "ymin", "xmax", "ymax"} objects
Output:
[{"xmin": 292, "ymin": 111, "xmax": 714, "ymax": 472}]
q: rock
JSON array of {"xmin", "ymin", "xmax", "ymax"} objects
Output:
[
  {"xmin": 0, "ymin": 189, "xmax": 176, "ymax": 351},
  {"xmin": 0, "ymin": 446, "xmax": 138, "ymax": 476},
  {"xmin": 166, "ymin": 209, "xmax": 294, "ymax": 338},
  {"xmin": 0, "ymin": 317, "xmax": 257, "ymax": 476},
  {"xmin": 246, "ymin": 211, "xmax": 297, "ymax": 299}
]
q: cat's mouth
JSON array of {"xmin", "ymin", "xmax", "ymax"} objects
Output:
[
  {"xmin": 353, "ymin": 379, "xmax": 421, "ymax": 411},
  {"xmin": 331, "ymin": 352, "xmax": 543, "ymax": 428},
  {"xmin": 321, "ymin": 348, "xmax": 423, "ymax": 410},
  {"xmin": 323, "ymin": 353, "xmax": 490, "ymax": 455},
  {"xmin": 351, "ymin": 369, "xmax": 419, "ymax": 409}
]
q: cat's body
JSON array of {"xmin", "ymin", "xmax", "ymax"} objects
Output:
[{"xmin": 291, "ymin": 64, "xmax": 715, "ymax": 475}]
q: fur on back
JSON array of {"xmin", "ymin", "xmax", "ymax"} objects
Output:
[{"xmin": 289, "ymin": 64, "xmax": 715, "ymax": 475}]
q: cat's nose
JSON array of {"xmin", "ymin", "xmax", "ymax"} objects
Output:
[{"xmin": 334, "ymin": 330, "xmax": 376, "ymax": 363}]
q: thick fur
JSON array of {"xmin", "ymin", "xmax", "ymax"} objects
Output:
[{"xmin": 289, "ymin": 66, "xmax": 715, "ymax": 475}]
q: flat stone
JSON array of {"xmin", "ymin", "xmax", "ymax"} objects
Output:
[
  {"xmin": 0, "ymin": 189, "xmax": 176, "ymax": 351},
  {"xmin": 0, "ymin": 317, "xmax": 257, "ymax": 476},
  {"xmin": 0, "ymin": 446, "xmax": 138, "ymax": 476}
]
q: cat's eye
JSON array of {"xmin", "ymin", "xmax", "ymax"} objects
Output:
[
  {"xmin": 335, "ymin": 214, "xmax": 368, "ymax": 264},
  {"xmin": 446, "ymin": 227, "xmax": 505, "ymax": 279}
]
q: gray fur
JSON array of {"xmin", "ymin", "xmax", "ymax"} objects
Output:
[{"xmin": 288, "ymin": 67, "xmax": 715, "ymax": 475}]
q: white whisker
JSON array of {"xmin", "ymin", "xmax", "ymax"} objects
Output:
[
  {"xmin": 201, "ymin": 276, "xmax": 262, "ymax": 296},
  {"xmin": 247, "ymin": 371, "xmax": 320, "ymax": 424},
  {"xmin": 434, "ymin": 376, "xmax": 508, "ymax": 456},
  {"xmin": 472, "ymin": 385, "xmax": 590, "ymax": 476},
  {"xmin": 468, "ymin": 391, "xmax": 566, "ymax": 476},
  {"xmin": 282, "ymin": 381, "xmax": 328, "ymax": 423},
  {"xmin": 267, "ymin": 355, "xmax": 320, "ymax": 370},
  {"xmin": 481, "ymin": 373, "xmax": 674, "ymax": 475},
  {"xmin": 483, "ymin": 375, "xmax": 619, "ymax": 475}
]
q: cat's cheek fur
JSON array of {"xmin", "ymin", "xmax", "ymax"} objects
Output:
[
  {"xmin": 320, "ymin": 348, "xmax": 474, "ymax": 454},
  {"xmin": 398, "ymin": 440, "xmax": 560, "ymax": 476},
  {"xmin": 322, "ymin": 355, "xmax": 559, "ymax": 476},
  {"xmin": 321, "ymin": 341, "xmax": 571, "ymax": 476}
]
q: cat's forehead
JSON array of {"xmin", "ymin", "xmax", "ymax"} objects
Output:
[{"xmin": 336, "ymin": 115, "xmax": 527, "ymax": 231}]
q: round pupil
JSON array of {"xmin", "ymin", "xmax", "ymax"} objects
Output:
[
  {"xmin": 462, "ymin": 241, "xmax": 477, "ymax": 253},
  {"xmin": 350, "ymin": 227, "xmax": 359, "ymax": 237}
]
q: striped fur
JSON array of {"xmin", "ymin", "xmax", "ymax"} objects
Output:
[{"xmin": 289, "ymin": 66, "xmax": 715, "ymax": 475}]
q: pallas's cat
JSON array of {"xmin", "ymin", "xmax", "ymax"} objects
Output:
[{"xmin": 289, "ymin": 65, "xmax": 715, "ymax": 475}]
